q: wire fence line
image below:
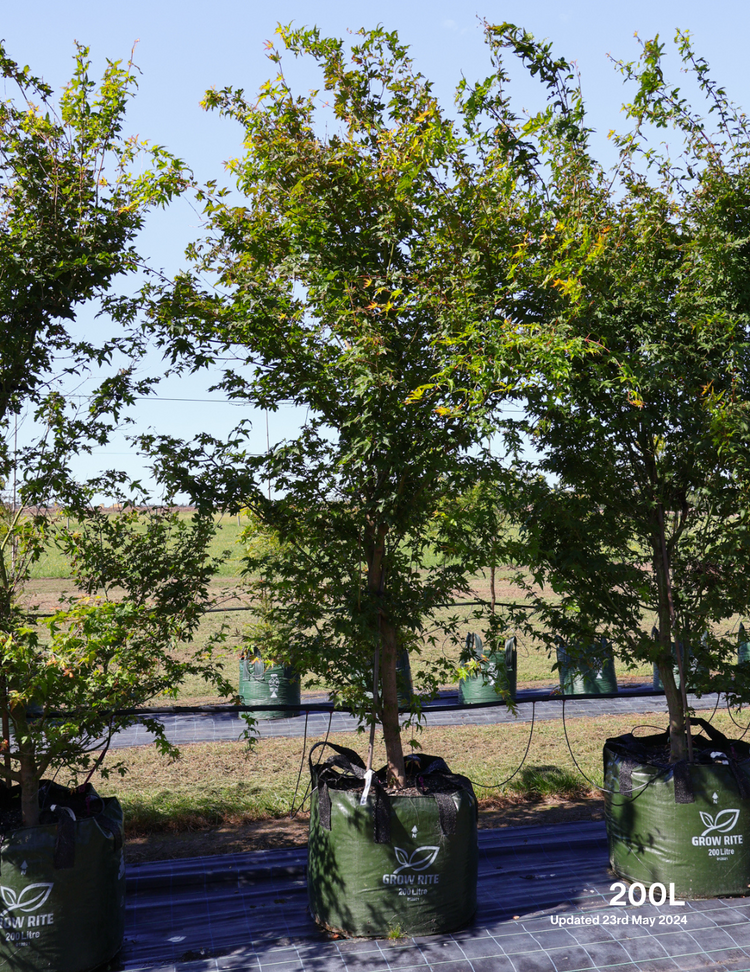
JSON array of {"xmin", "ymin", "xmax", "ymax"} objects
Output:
[{"xmin": 26, "ymin": 599, "xmax": 537, "ymax": 619}]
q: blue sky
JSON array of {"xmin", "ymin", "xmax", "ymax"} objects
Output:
[{"xmin": 3, "ymin": 1, "xmax": 748, "ymax": 498}]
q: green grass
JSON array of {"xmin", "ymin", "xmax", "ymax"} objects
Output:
[
  {"xmin": 20, "ymin": 513, "xmax": 741, "ymax": 700},
  {"xmin": 28, "ymin": 512, "xmax": 248, "ymax": 580},
  {"xmin": 99, "ymin": 708, "xmax": 747, "ymax": 835}
]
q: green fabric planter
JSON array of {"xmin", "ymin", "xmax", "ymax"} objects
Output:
[
  {"xmin": 653, "ymin": 642, "xmax": 692, "ymax": 692},
  {"xmin": 0, "ymin": 783, "xmax": 125, "ymax": 972},
  {"xmin": 239, "ymin": 657, "xmax": 301, "ymax": 720},
  {"xmin": 307, "ymin": 744, "xmax": 478, "ymax": 937},
  {"xmin": 556, "ymin": 638, "xmax": 617, "ymax": 695},
  {"xmin": 738, "ymin": 624, "xmax": 750, "ymax": 665},
  {"xmin": 604, "ymin": 720, "xmax": 750, "ymax": 898},
  {"xmin": 458, "ymin": 634, "xmax": 517, "ymax": 705},
  {"xmin": 395, "ymin": 650, "xmax": 414, "ymax": 712}
]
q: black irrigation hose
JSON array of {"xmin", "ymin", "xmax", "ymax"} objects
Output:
[
  {"xmin": 289, "ymin": 710, "xmax": 333, "ymax": 818},
  {"xmin": 464, "ymin": 701, "xmax": 536, "ymax": 791},
  {"xmin": 559, "ymin": 693, "xmax": 671, "ymax": 805},
  {"xmin": 97, "ymin": 684, "xmax": 681, "ymax": 719},
  {"xmin": 289, "ymin": 710, "xmax": 310, "ymax": 818},
  {"xmin": 704, "ymin": 691, "xmax": 721, "ymax": 724},
  {"xmin": 631, "ymin": 723, "xmax": 671, "ymax": 736},
  {"xmin": 725, "ymin": 699, "xmax": 750, "ymax": 739}
]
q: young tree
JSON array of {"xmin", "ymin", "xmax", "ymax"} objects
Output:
[
  {"xmin": 3, "ymin": 504, "xmax": 232, "ymax": 827},
  {"xmin": 474, "ymin": 26, "xmax": 750, "ymax": 761},
  {"xmin": 0, "ymin": 43, "xmax": 230, "ymax": 826},
  {"xmin": 144, "ymin": 26, "xmax": 525, "ymax": 787}
]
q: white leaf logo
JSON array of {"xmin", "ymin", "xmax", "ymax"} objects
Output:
[
  {"xmin": 0, "ymin": 883, "xmax": 53, "ymax": 913},
  {"xmin": 0, "ymin": 887, "xmax": 16, "ymax": 909},
  {"xmin": 700, "ymin": 809, "xmax": 740, "ymax": 836},
  {"xmin": 393, "ymin": 845, "xmax": 440, "ymax": 874}
]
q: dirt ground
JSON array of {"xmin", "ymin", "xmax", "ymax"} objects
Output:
[{"xmin": 124, "ymin": 796, "xmax": 606, "ymax": 864}]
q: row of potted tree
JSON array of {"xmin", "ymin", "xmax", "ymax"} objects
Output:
[{"xmin": 3, "ymin": 19, "xmax": 750, "ymax": 963}]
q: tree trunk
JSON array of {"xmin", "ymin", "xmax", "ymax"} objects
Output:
[
  {"xmin": 656, "ymin": 660, "xmax": 687, "ymax": 761},
  {"xmin": 17, "ymin": 713, "xmax": 39, "ymax": 828},
  {"xmin": 653, "ymin": 508, "xmax": 690, "ymax": 763},
  {"xmin": 0, "ymin": 558, "xmax": 12, "ymax": 788},
  {"xmin": 380, "ymin": 620, "xmax": 405, "ymax": 788},
  {"xmin": 366, "ymin": 520, "xmax": 405, "ymax": 788}
]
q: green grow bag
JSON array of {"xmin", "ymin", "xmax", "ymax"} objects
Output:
[
  {"xmin": 604, "ymin": 719, "xmax": 750, "ymax": 898},
  {"xmin": 556, "ymin": 638, "xmax": 617, "ymax": 695},
  {"xmin": 458, "ymin": 633, "xmax": 517, "ymax": 705},
  {"xmin": 0, "ymin": 782, "xmax": 125, "ymax": 972},
  {"xmin": 738, "ymin": 624, "xmax": 750, "ymax": 665},
  {"xmin": 239, "ymin": 656, "xmax": 301, "ymax": 720},
  {"xmin": 308, "ymin": 743, "xmax": 478, "ymax": 938}
]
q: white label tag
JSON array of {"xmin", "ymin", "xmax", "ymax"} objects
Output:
[{"xmin": 359, "ymin": 769, "xmax": 373, "ymax": 805}]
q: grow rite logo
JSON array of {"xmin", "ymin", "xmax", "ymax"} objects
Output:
[
  {"xmin": 383, "ymin": 846, "xmax": 441, "ymax": 897},
  {"xmin": 1, "ymin": 884, "xmax": 52, "ymax": 914},
  {"xmin": 393, "ymin": 846, "xmax": 439, "ymax": 875},
  {"xmin": 268, "ymin": 674, "xmax": 279, "ymax": 699},
  {"xmin": 700, "ymin": 810, "xmax": 740, "ymax": 836},
  {"xmin": 691, "ymin": 808, "xmax": 743, "ymax": 857},
  {"xmin": 1, "ymin": 883, "xmax": 55, "ymax": 941}
]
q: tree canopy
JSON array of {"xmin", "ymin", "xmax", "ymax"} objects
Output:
[
  {"xmin": 0, "ymin": 42, "xmax": 233, "ymax": 827},
  {"xmin": 144, "ymin": 26, "xmax": 529, "ymax": 785},
  {"xmin": 473, "ymin": 26, "xmax": 750, "ymax": 761}
]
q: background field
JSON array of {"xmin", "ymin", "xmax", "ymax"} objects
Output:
[
  {"xmin": 18, "ymin": 513, "xmax": 750, "ymax": 860},
  {"xmin": 23, "ymin": 511, "xmax": 747, "ymax": 702},
  {"xmin": 91, "ymin": 706, "xmax": 750, "ymax": 861}
]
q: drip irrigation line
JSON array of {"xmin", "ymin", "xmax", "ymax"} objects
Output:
[
  {"xmin": 559, "ymin": 693, "xmax": 670, "ymax": 805},
  {"xmin": 466, "ymin": 701, "xmax": 536, "ymax": 791},
  {"xmin": 289, "ymin": 711, "xmax": 310, "ymax": 818},
  {"xmin": 80, "ymin": 716, "xmax": 115, "ymax": 791},
  {"xmin": 704, "ymin": 691, "xmax": 721, "ymax": 724},
  {"xmin": 91, "ymin": 684, "xmax": 682, "ymax": 719},
  {"xmin": 27, "ymin": 684, "xmax": 719, "ymax": 724},
  {"xmin": 725, "ymin": 699, "xmax": 750, "ymax": 739},
  {"xmin": 290, "ymin": 710, "xmax": 333, "ymax": 818},
  {"xmin": 631, "ymin": 724, "xmax": 671, "ymax": 735}
]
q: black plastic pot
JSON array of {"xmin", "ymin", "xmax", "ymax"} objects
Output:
[
  {"xmin": 556, "ymin": 637, "xmax": 617, "ymax": 695},
  {"xmin": 458, "ymin": 633, "xmax": 517, "ymax": 705},
  {"xmin": 604, "ymin": 719, "xmax": 750, "ymax": 898},
  {"xmin": 0, "ymin": 782, "xmax": 125, "ymax": 972},
  {"xmin": 307, "ymin": 743, "xmax": 478, "ymax": 937},
  {"xmin": 239, "ymin": 656, "xmax": 301, "ymax": 720}
]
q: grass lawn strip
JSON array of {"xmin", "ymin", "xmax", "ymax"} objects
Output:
[{"xmin": 87, "ymin": 708, "xmax": 744, "ymax": 861}]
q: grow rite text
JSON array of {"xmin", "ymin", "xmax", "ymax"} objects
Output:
[
  {"xmin": 691, "ymin": 834, "xmax": 743, "ymax": 846},
  {"xmin": 382, "ymin": 873, "xmax": 440, "ymax": 885}
]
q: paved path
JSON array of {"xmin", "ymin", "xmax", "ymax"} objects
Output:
[
  {"xmin": 122, "ymin": 818, "xmax": 750, "ymax": 972},
  {"xmin": 111, "ymin": 685, "xmax": 727, "ymax": 749}
]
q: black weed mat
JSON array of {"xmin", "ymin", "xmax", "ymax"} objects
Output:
[
  {"xmin": 117, "ymin": 819, "xmax": 750, "ymax": 971},
  {"xmin": 110, "ymin": 688, "xmax": 724, "ymax": 748}
]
